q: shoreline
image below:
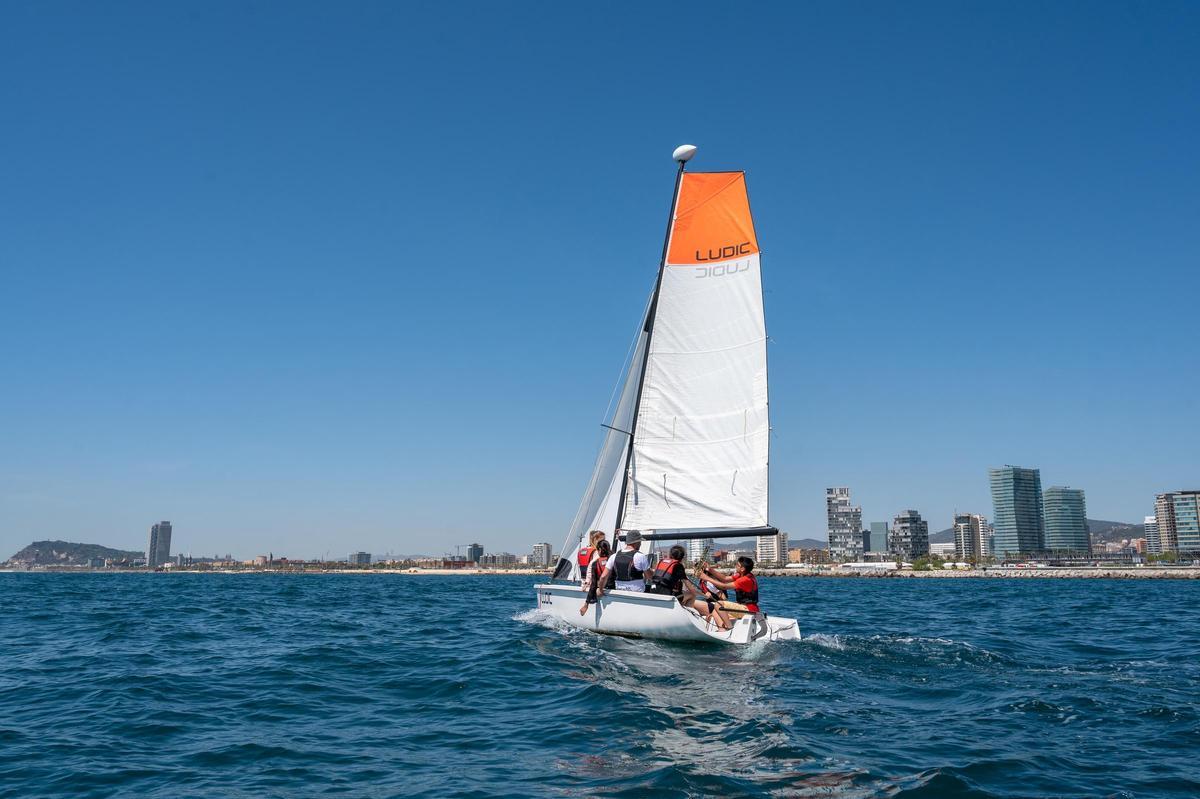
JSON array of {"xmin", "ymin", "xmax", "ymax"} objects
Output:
[
  {"xmin": 755, "ymin": 566, "xmax": 1200, "ymax": 579},
  {"xmin": 3, "ymin": 566, "xmax": 1199, "ymax": 579}
]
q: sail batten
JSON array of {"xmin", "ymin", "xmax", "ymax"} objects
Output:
[{"xmin": 621, "ymin": 171, "xmax": 770, "ymax": 533}]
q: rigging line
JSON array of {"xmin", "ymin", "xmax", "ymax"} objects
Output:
[
  {"xmin": 600, "ymin": 423, "xmax": 632, "ymax": 436},
  {"xmin": 599, "ymin": 289, "xmax": 655, "ymax": 424}
]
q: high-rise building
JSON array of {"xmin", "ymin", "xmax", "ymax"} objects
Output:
[
  {"xmin": 1171, "ymin": 492, "xmax": 1200, "ymax": 554},
  {"xmin": 890, "ymin": 510, "xmax": 929, "ymax": 559},
  {"xmin": 349, "ymin": 551, "xmax": 371, "ymax": 565},
  {"xmin": 826, "ymin": 488, "xmax": 863, "ymax": 561},
  {"xmin": 756, "ymin": 531, "xmax": 788, "ymax": 566},
  {"xmin": 953, "ymin": 513, "xmax": 990, "ymax": 560},
  {"xmin": 1144, "ymin": 515, "xmax": 1161, "ymax": 555},
  {"xmin": 1154, "ymin": 493, "xmax": 1178, "ymax": 553},
  {"xmin": 1043, "ymin": 486, "xmax": 1090, "ymax": 554},
  {"xmin": 865, "ymin": 522, "xmax": 889, "ymax": 554},
  {"xmin": 466, "ymin": 543, "xmax": 484, "ymax": 563},
  {"xmin": 147, "ymin": 521, "xmax": 172, "ymax": 568},
  {"xmin": 989, "ymin": 466, "xmax": 1045, "ymax": 557},
  {"xmin": 531, "ymin": 542, "xmax": 554, "ymax": 567},
  {"xmin": 687, "ymin": 538, "xmax": 715, "ymax": 562}
]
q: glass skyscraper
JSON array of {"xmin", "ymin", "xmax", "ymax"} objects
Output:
[
  {"xmin": 147, "ymin": 520, "xmax": 172, "ymax": 568},
  {"xmin": 989, "ymin": 466, "xmax": 1045, "ymax": 557},
  {"xmin": 1173, "ymin": 492, "xmax": 1200, "ymax": 554},
  {"xmin": 1043, "ymin": 486, "xmax": 1090, "ymax": 554},
  {"xmin": 865, "ymin": 522, "xmax": 889, "ymax": 555}
]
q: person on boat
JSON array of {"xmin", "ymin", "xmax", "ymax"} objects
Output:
[
  {"xmin": 596, "ymin": 530, "xmax": 650, "ymax": 594},
  {"xmin": 577, "ymin": 529, "xmax": 605, "ymax": 587},
  {"xmin": 578, "ymin": 538, "xmax": 614, "ymax": 616},
  {"xmin": 698, "ymin": 556, "xmax": 760, "ymax": 615},
  {"xmin": 649, "ymin": 545, "xmax": 732, "ymax": 631},
  {"xmin": 699, "ymin": 573, "xmax": 729, "ymax": 604}
]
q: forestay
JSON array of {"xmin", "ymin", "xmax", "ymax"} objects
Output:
[{"xmin": 552, "ymin": 321, "xmax": 648, "ymax": 579}]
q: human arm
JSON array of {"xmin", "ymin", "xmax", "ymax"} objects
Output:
[
  {"xmin": 584, "ymin": 561, "xmax": 598, "ymax": 601},
  {"xmin": 702, "ymin": 563, "xmax": 731, "ymax": 580},
  {"xmin": 635, "ymin": 552, "xmax": 651, "ymax": 584},
  {"xmin": 699, "ymin": 563, "xmax": 736, "ymax": 589}
]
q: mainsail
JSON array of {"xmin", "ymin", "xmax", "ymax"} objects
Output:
[
  {"xmin": 554, "ymin": 161, "xmax": 770, "ymax": 580},
  {"xmin": 619, "ymin": 171, "xmax": 769, "ymax": 533}
]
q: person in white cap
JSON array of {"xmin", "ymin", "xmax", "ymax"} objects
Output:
[{"xmin": 597, "ymin": 530, "xmax": 650, "ymax": 594}]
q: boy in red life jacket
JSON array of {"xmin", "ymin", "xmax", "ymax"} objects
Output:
[{"xmin": 697, "ymin": 556, "xmax": 760, "ymax": 615}]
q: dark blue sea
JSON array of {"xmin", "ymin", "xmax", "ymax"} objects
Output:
[{"xmin": 2, "ymin": 574, "xmax": 1197, "ymax": 798}]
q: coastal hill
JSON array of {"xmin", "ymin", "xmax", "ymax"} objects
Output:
[
  {"xmin": 928, "ymin": 519, "xmax": 1144, "ymax": 545},
  {"xmin": 6, "ymin": 540, "xmax": 144, "ymax": 566}
]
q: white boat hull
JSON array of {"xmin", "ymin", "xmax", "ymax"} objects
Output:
[{"xmin": 533, "ymin": 583, "xmax": 800, "ymax": 645}]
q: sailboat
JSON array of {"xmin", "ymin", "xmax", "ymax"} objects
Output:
[{"xmin": 533, "ymin": 145, "xmax": 800, "ymax": 645}]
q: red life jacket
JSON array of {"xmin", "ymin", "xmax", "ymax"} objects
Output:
[
  {"xmin": 649, "ymin": 558, "xmax": 684, "ymax": 596},
  {"xmin": 577, "ymin": 546, "xmax": 596, "ymax": 570},
  {"xmin": 734, "ymin": 574, "xmax": 759, "ymax": 611}
]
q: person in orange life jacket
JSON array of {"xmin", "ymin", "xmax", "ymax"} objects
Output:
[
  {"xmin": 698, "ymin": 556, "xmax": 760, "ymax": 614},
  {"xmin": 649, "ymin": 545, "xmax": 733, "ymax": 631},
  {"xmin": 578, "ymin": 538, "xmax": 614, "ymax": 616},
  {"xmin": 577, "ymin": 529, "xmax": 606, "ymax": 588},
  {"xmin": 596, "ymin": 530, "xmax": 650, "ymax": 594}
]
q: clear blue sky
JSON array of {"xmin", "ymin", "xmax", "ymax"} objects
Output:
[{"xmin": 2, "ymin": 2, "xmax": 1197, "ymax": 559}]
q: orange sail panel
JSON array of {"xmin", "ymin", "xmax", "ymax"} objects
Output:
[{"xmin": 666, "ymin": 172, "xmax": 759, "ymax": 265}]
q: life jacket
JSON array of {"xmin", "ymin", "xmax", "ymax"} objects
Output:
[
  {"xmin": 649, "ymin": 558, "xmax": 684, "ymax": 596},
  {"xmin": 613, "ymin": 550, "xmax": 644, "ymax": 582},
  {"xmin": 596, "ymin": 561, "xmax": 615, "ymax": 590},
  {"xmin": 576, "ymin": 546, "xmax": 595, "ymax": 571},
  {"xmin": 735, "ymin": 574, "xmax": 759, "ymax": 609}
]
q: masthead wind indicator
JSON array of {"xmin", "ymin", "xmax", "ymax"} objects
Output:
[{"xmin": 672, "ymin": 144, "xmax": 697, "ymax": 163}]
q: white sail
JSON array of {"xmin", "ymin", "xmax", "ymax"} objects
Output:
[{"xmin": 620, "ymin": 172, "xmax": 769, "ymax": 533}]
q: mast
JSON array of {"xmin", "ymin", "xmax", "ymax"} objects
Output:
[{"xmin": 613, "ymin": 145, "xmax": 695, "ymax": 537}]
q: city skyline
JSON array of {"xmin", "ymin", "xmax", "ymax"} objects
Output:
[
  {"xmin": 4, "ymin": 487, "xmax": 1177, "ymax": 565},
  {"xmin": 8, "ymin": 475, "xmax": 1179, "ymax": 564}
]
